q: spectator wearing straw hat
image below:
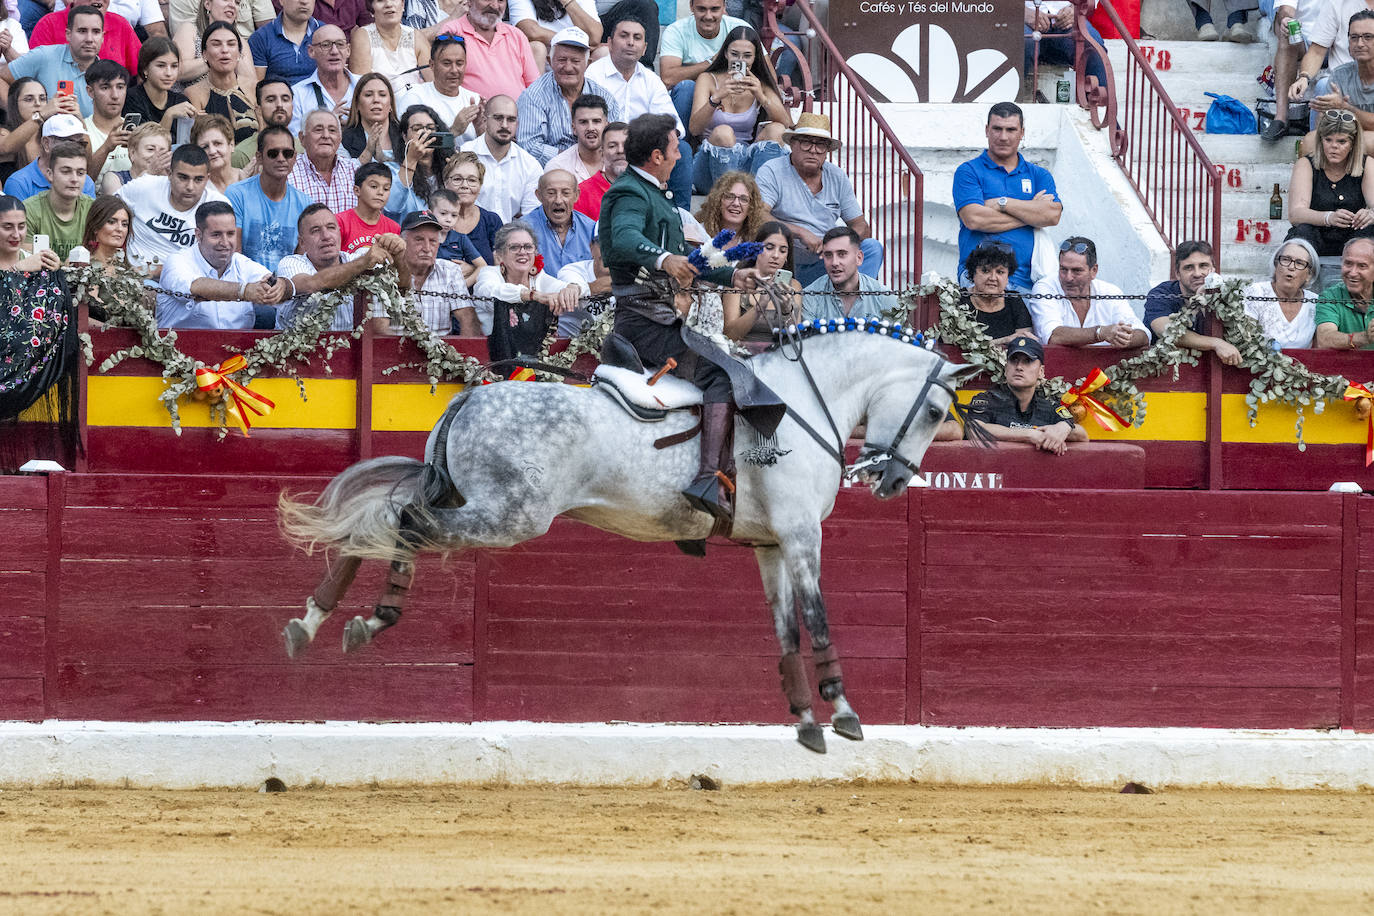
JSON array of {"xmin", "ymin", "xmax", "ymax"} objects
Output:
[
  {"xmin": 953, "ymin": 101, "xmax": 1061, "ymax": 293},
  {"xmin": 755, "ymin": 112, "xmax": 882, "ymax": 288}
]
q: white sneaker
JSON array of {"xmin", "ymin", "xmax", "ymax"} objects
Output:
[
  {"xmin": 1198, "ymin": 22, "xmax": 1219, "ymax": 40},
  {"xmin": 1225, "ymin": 22, "xmax": 1256, "ymax": 42}
]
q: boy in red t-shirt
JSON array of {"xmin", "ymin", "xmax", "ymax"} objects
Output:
[{"xmin": 336, "ymin": 163, "xmax": 401, "ymax": 256}]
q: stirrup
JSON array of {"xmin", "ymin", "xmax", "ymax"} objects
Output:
[{"xmin": 682, "ymin": 473, "xmax": 734, "ymax": 521}]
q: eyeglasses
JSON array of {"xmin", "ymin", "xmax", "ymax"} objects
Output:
[
  {"xmin": 1322, "ymin": 110, "xmax": 1357, "ymax": 124},
  {"xmin": 502, "ymin": 243, "xmax": 536, "ymax": 253},
  {"xmin": 312, "ymin": 39, "xmax": 348, "ymax": 51},
  {"xmin": 434, "ymin": 34, "xmax": 465, "ymax": 44},
  {"xmin": 1350, "ymin": 32, "xmax": 1374, "ymax": 44},
  {"xmin": 451, "ymin": 175, "xmax": 480, "ymax": 185},
  {"xmin": 792, "ymin": 137, "xmax": 830, "ymax": 151},
  {"xmin": 976, "ymin": 240, "xmax": 1012, "ymax": 253},
  {"xmin": 1276, "ymin": 255, "xmax": 1311, "ymax": 270},
  {"xmin": 263, "ymin": 146, "xmax": 296, "ymax": 159},
  {"xmin": 721, "ymin": 193, "xmax": 750, "ymax": 204},
  {"xmin": 1059, "ymin": 240, "xmax": 1094, "ymax": 255}
]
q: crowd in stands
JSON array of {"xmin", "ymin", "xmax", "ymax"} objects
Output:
[
  {"xmin": 0, "ymin": 0, "xmax": 912, "ymax": 344},
  {"xmin": 2, "ymin": 0, "xmax": 1372, "ymax": 364},
  {"xmin": 956, "ymin": 99, "xmax": 1374, "ymax": 358}
]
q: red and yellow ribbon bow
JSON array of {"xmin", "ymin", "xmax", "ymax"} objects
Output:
[
  {"xmin": 194, "ymin": 355, "xmax": 275, "ymax": 437},
  {"xmin": 1344, "ymin": 382, "xmax": 1374, "ymax": 466},
  {"xmin": 1061, "ymin": 368, "xmax": 1128, "ymax": 432}
]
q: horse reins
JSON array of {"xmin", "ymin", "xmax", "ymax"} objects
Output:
[{"xmin": 758, "ymin": 285, "xmax": 958, "ymax": 482}]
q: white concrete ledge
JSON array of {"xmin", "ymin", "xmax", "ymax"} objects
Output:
[{"xmin": 3, "ymin": 722, "xmax": 1373, "ymax": 790}]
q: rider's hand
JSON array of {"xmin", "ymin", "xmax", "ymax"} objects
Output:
[{"xmin": 662, "ymin": 254, "xmax": 697, "ymax": 286}]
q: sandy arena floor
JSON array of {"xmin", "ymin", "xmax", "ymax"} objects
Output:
[{"xmin": 3, "ymin": 784, "xmax": 1374, "ymax": 914}]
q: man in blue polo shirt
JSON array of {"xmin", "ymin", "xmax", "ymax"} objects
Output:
[
  {"xmin": 952, "ymin": 101, "xmax": 1062, "ymax": 292},
  {"xmin": 0, "ymin": 4, "xmax": 103, "ymax": 119},
  {"xmin": 249, "ymin": 0, "xmax": 321, "ymax": 86}
]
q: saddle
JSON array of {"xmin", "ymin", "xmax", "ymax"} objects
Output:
[{"xmin": 593, "ymin": 333, "xmax": 702, "ymax": 422}]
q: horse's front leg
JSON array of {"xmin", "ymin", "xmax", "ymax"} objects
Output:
[
  {"xmin": 756, "ymin": 545, "xmax": 825, "ymax": 754},
  {"xmin": 783, "ymin": 536, "xmax": 863, "ymax": 743}
]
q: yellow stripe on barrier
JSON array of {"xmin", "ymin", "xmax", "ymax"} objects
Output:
[
  {"xmin": 957, "ymin": 390, "xmax": 1208, "ymax": 441},
  {"xmin": 1222, "ymin": 393, "xmax": 1369, "ymax": 445},
  {"xmin": 86, "ymin": 376, "xmax": 357, "ymax": 429},
  {"xmin": 371, "ymin": 383, "xmax": 466, "ymax": 431}
]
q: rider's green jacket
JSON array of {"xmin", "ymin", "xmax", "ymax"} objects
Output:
[{"xmin": 599, "ymin": 166, "xmax": 737, "ymax": 295}]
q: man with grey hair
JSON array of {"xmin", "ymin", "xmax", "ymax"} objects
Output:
[
  {"xmin": 1315, "ymin": 236, "xmax": 1374, "ymax": 348},
  {"xmin": 515, "ymin": 26, "xmax": 622, "ymax": 166},
  {"xmin": 288, "ymin": 108, "xmax": 358, "ymax": 212}
]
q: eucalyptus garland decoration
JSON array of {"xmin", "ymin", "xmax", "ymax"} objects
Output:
[{"xmin": 914, "ymin": 272, "xmax": 1351, "ymax": 447}]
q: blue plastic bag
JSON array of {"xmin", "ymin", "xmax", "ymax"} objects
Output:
[{"xmin": 1204, "ymin": 91, "xmax": 1257, "ymax": 134}]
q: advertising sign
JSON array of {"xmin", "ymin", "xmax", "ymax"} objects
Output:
[{"xmin": 828, "ymin": 0, "xmax": 1024, "ymax": 103}]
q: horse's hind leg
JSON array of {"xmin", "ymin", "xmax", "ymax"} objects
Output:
[
  {"xmin": 756, "ymin": 545, "xmax": 825, "ymax": 754},
  {"xmin": 343, "ymin": 551, "xmax": 414, "ymax": 652},
  {"xmin": 284, "ymin": 555, "xmax": 362, "ymax": 658},
  {"xmin": 785, "ymin": 536, "xmax": 864, "ymax": 743}
]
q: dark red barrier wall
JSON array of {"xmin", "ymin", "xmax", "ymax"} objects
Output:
[{"xmin": 0, "ymin": 473, "xmax": 1366, "ymax": 729}]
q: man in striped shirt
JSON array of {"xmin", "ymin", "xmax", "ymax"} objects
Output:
[{"xmin": 515, "ymin": 26, "xmax": 622, "ymax": 166}]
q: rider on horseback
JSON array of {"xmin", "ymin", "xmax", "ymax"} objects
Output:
[{"xmin": 599, "ymin": 113, "xmax": 785, "ymax": 525}]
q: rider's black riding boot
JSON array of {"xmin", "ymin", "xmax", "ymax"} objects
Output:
[{"xmin": 681, "ymin": 401, "xmax": 736, "ymax": 522}]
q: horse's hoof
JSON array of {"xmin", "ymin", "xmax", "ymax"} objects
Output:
[
  {"xmin": 832, "ymin": 712, "xmax": 864, "ymax": 742},
  {"xmin": 342, "ymin": 616, "xmax": 372, "ymax": 653},
  {"xmin": 283, "ymin": 619, "xmax": 309, "ymax": 659},
  {"xmin": 796, "ymin": 723, "xmax": 827, "ymax": 754}
]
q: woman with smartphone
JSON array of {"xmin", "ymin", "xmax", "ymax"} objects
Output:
[
  {"xmin": 721, "ymin": 221, "xmax": 801, "ymax": 342},
  {"xmin": 0, "ymin": 79, "xmax": 51, "ymax": 183},
  {"xmin": 389, "ymin": 103, "xmax": 452, "ymax": 218},
  {"xmin": 124, "ymin": 38, "xmax": 199, "ymax": 134},
  {"xmin": 687, "ymin": 25, "xmax": 791, "ymax": 194}
]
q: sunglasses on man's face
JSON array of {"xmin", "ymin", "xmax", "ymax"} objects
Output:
[{"xmin": 264, "ymin": 146, "xmax": 296, "ymax": 159}]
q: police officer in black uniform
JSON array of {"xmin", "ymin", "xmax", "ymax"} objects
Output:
[{"xmin": 952, "ymin": 336, "xmax": 1088, "ymax": 455}]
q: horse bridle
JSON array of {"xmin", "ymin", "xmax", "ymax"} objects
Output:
[
  {"xmin": 782, "ymin": 337, "xmax": 957, "ymax": 483},
  {"xmin": 848, "ymin": 359, "xmax": 960, "ymax": 481}
]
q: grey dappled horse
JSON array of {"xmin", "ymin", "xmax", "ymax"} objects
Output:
[{"xmin": 278, "ymin": 328, "xmax": 979, "ymax": 753}]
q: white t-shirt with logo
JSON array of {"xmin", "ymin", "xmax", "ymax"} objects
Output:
[
  {"xmin": 396, "ymin": 82, "xmax": 481, "ymax": 145},
  {"xmin": 117, "ymin": 175, "xmax": 228, "ymax": 270}
]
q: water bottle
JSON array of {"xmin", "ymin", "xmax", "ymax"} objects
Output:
[{"xmin": 1286, "ymin": 18, "xmax": 1303, "ymax": 45}]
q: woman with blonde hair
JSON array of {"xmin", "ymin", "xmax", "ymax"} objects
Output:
[
  {"xmin": 101, "ymin": 122, "xmax": 172, "ymax": 194},
  {"xmin": 443, "ymin": 150, "xmax": 503, "ymax": 262},
  {"xmin": 1285, "ymin": 110, "xmax": 1374, "ymax": 256},
  {"xmin": 694, "ymin": 170, "xmax": 767, "ymax": 241},
  {"xmin": 342, "ymin": 73, "xmax": 404, "ymax": 165}
]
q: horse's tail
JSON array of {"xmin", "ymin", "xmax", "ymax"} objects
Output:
[{"xmin": 279, "ymin": 456, "xmax": 449, "ymax": 564}]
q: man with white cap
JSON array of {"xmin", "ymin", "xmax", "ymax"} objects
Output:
[
  {"xmin": 755, "ymin": 112, "xmax": 883, "ymax": 287},
  {"xmin": 397, "ymin": 34, "xmax": 482, "ymax": 144},
  {"xmin": 3, "ymin": 114, "xmax": 98, "ymax": 201},
  {"xmin": 516, "ymin": 26, "xmax": 623, "ymax": 166}
]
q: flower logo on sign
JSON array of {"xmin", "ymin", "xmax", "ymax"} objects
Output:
[{"xmin": 847, "ymin": 24, "xmax": 1018, "ymax": 103}]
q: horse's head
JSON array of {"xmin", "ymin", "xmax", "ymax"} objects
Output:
[{"xmin": 850, "ymin": 356, "xmax": 983, "ymax": 499}]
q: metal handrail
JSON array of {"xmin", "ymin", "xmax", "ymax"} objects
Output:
[
  {"xmin": 1071, "ymin": 0, "xmax": 1223, "ymax": 265},
  {"xmin": 761, "ymin": 0, "xmax": 925, "ymax": 286}
]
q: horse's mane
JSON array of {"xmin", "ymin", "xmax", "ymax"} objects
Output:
[{"xmin": 755, "ymin": 316, "xmax": 996, "ymax": 447}]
